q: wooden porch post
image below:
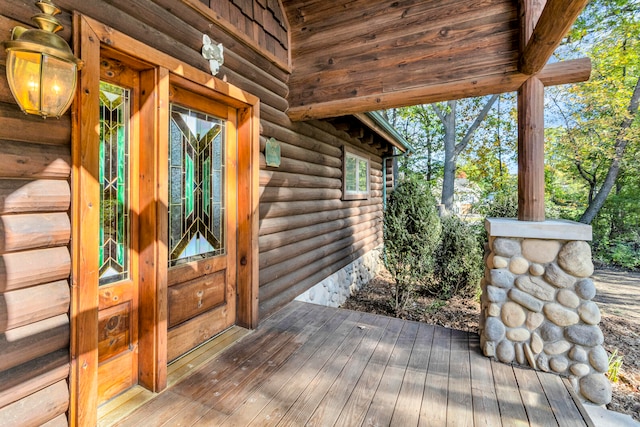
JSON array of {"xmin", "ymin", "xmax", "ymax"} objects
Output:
[
  {"xmin": 517, "ymin": 77, "xmax": 545, "ymax": 221},
  {"xmin": 517, "ymin": 0, "xmax": 546, "ymax": 221}
]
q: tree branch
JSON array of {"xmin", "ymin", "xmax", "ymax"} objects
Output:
[
  {"xmin": 455, "ymin": 94, "xmax": 499, "ymax": 156},
  {"xmin": 431, "ymin": 103, "xmax": 446, "ymax": 123},
  {"xmin": 574, "ymin": 160, "xmax": 596, "ymax": 186}
]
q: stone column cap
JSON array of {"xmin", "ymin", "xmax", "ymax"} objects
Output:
[{"xmin": 485, "ymin": 218, "xmax": 592, "ymax": 241}]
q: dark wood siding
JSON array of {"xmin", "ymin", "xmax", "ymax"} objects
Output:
[
  {"xmin": 210, "ymin": 0, "xmax": 289, "ymax": 63},
  {"xmin": 0, "ymin": 11, "xmax": 72, "ymax": 424},
  {"xmin": 258, "ymin": 115, "xmax": 390, "ymax": 318},
  {"xmin": 282, "ymin": 0, "xmax": 520, "ymax": 119},
  {"xmin": 0, "ymin": 0, "xmax": 394, "ymax": 423}
]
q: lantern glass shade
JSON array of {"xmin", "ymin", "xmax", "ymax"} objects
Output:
[{"xmin": 6, "ymin": 48, "xmax": 78, "ymax": 118}]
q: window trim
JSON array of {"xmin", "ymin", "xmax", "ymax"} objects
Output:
[{"xmin": 342, "ymin": 145, "xmax": 370, "ymax": 201}]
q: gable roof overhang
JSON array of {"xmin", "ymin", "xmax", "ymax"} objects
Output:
[{"xmin": 282, "ymin": 0, "xmax": 592, "ymax": 121}]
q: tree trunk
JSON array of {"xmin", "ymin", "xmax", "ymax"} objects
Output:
[
  {"xmin": 580, "ymin": 76, "xmax": 640, "ymax": 224},
  {"xmin": 433, "ymin": 95, "xmax": 498, "ymax": 212},
  {"xmin": 434, "ymin": 101, "xmax": 457, "ymax": 211}
]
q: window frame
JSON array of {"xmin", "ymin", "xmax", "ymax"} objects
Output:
[{"xmin": 342, "ymin": 145, "xmax": 371, "ymax": 201}]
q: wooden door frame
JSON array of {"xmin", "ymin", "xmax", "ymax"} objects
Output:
[{"xmin": 70, "ymin": 14, "xmax": 259, "ymax": 427}]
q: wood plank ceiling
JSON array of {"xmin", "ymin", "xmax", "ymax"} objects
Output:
[{"xmin": 282, "ymin": 0, "xmax": 590, "ymax": 120}]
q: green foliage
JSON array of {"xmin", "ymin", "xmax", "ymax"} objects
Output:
[
  {"xmin": 607, "ymin": 349, "xmax": 624, "ymax": 383},
  {"xmin": 383, "ymin": 174, "xmax": 442, "ymax": 315},
  {"xmin": 432, "ymin": 216, "xmax": 484, "ymax": 299},
  {"xmin": 383, "ymin": 106, "xmax": 444, "ymax": 181},
  {"xmin": 543, "ymin": 0, "xmax": 640, "ymax": 269},
  {"xmin": 590, "ymin": 168, "xmax": 640, "ymax": 270},
  {"xmin": 595, "ymin": 239, "xmax": 640, "ymax": 270},
  {"xmin": 475, "ymin": 187, "xmax": 518, "ymax": 219},
  {"xmin": 381, "ymin": 0, "xmax": 640, "ymax": 292},
  {"xmin": 459, "ymin": 93, "xmax": 518, "ymax": 195}
]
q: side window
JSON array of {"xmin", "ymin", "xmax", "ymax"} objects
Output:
[{"xmin": 343, "ymin": 146, "xmax": 370, "ymax": 200}]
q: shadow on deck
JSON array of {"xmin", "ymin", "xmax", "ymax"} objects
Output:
[{"xmin": 100, "ymin": 301, "xmax": 594, "ymax": 426}]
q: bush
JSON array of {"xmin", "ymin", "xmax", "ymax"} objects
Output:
[
  {"xmin": 433, "ymin": 216, "xmax": 484, "ymax": 298},
  {"xmin": 476, "ymin": 191, "xmax": 518, "ymax": 218},
  {"xmin": 384, "ymin": 174, "xmax": 441, "ymax": 314},
  {"xmin": 595, "ymin": 239, "xmax": 640, "ymax": 270}
]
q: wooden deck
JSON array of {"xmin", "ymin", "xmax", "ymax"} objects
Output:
[{"xmin": 103, "ymin": 301, "xmax": 594, "ymax": 426}]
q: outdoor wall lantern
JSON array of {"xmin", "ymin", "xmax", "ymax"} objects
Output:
[{"xmin": 3, "ymin": 0, "xmax": 83, "ymax": 118}]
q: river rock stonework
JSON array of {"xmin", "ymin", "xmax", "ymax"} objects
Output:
[
  {"xmin": 295, "ymin": 247, "xmax": 381, "ymax": 307},
  {"xmin": 480, "ymin": 219, "xmax": 611, "ymax": 405}
]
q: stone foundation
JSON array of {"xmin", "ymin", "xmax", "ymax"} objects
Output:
[
  {"xmin": 480, "ymin": 219, "xmax": 612, "ymax": 405},
  {"xmin": 295, "ymin": 247, "xmax": 382, "ymax": 307}
]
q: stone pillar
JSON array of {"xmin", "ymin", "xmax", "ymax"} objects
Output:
[{"xmin": 480, "ymin": 218, "xmax": 612, "ymax": 405}]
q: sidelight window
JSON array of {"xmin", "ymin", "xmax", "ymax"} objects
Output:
[{"xmin": 98, "ymin": 81, "xmax": 130, "ymax": 285}]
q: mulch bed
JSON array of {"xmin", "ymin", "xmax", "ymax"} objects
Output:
[{"xmin": 341, "ymin": 269, "xmax": 640, "ymax": 422}]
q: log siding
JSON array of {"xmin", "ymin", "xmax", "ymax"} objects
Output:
[{"xmin": 0, "ymin": 1, "xmax": 399, "ymax": 424}]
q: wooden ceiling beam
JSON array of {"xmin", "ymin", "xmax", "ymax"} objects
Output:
[
  {"xmin": 519, "ymin": 0, "xmax": 590, "ymax": 75},
  {"xmin": 287, "ymin": 58, "xmax": 590, "ymax": 121},
  {"xmin": 537, "ymin": 57, "xmax": 591, "ymax": 86}
]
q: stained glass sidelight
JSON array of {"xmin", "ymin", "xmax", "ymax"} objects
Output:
[
  {"xmin": 169, "ymin": 104, "xmax": 225, "ymax": 266},
  {"xmin": 99, "ymin": 82, "xmax": 130, "ymax": 285}
]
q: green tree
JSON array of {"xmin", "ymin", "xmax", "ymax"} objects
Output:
[
  {"xmin": 433, "ymin": 216, "xmax": 484, "ymax": 298},
  {"xmin": 383, "ymin": 106, "xmax": 444, "ymax": 181},
  {"xmin": 383, "ymin": 174, "xmax": 441, "ymax": 315},
  {"xmin": 432, "ymin": 95, "xmax": 499, "ymax": 212},
  {"xmin": 544, "ymin": 0, "xmax": 640, "ymax": 268},
  {"xmin": 549, "ymin": 0, "xmax": 640, "ymax": 225},
  {"xmin": 459, "ymin": 93, "xmax": 518, "ymax": 203}
]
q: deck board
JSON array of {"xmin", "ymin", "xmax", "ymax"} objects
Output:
[
  {"xmin": 537, "ymin": 372, "xmax": 590, "ymax": 427},
  {"xmin": 108, "ymin": 302, "xmax": 593, "ymax": 427},
  {"xmin": 220, "ymin": 308, "xmax": 352, "ymax": 426},
  {"xmin": 246, "ymin": 310, "xmax": 366, "ymax": 426},
  {"xmin": 390, "ymin": 323, "xmax": 434, "ymax": 426},
  {"xmin": 274, "ymin": 313, "xmax": 381, "ymax": 426},
  {"xmin": 363, "ymin": 321, "xmax": 419, "ymax": 426},
  {"xmin": 492, "ymin": 359, "xmax": 530, "ymax": 427},
  {"xmin": 333, "ymin": 317, "xmax": 405, "ymax": 426},
  {"xmin": 468, "ymin": 334, "xmax": 502, "ymax": 427},
  {"xmin": 446, "ymin": 329, "xmax": 474, "ymax": 426},
  {"xmin": 515, "ymin": 367, "xmax": 559, "ymax": 426},
  {"xmin": 306, "ymin": 315, "xmax": 390, "ymax": 426},
  {"xmin": 419, "ymin": 326, "xmax": 451, "ymax": 426}
]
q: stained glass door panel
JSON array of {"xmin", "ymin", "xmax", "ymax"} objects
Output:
[
  {"xmin": 99, "ymin": 82, "xmax": 130, "ymax": 285},
  {"xmin": 166, "ymin": 86, "xmax": 237, "ymax": 362},
  {"xmin": 169, "ymin": 104, "xmax": 225, "ymax": 266},
  {"xmin": 96, "ymin": 79, "xmax": 139, "ymax": 404}
]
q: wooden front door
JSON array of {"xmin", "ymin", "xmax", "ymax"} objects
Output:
[
  {"xmin": 165, "ymin": 83, "xmax": 238, "ymax": 361},
  {"xmin": 73, "ymin": 17, "xmax": 259, "ymax": 424},
  {"xmin": 95, "ymin": 68, "xmax": 141, "ymax": 403}
]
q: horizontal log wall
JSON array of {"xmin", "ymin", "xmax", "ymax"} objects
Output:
[
  {"xmin": 257, "ymin": 112, "xmax": 389, "ymax": 318},
  {"xmin": 0, "ymin": 1, "xmax": 394, "ymax": 422},
  {"xmin": 0, "ymin": 6, "xmax": 73, "ymax": 424}
]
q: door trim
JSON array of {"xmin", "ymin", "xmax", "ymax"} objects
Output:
[{"xmin": 71, "ymin": 14, "xmax": 259, "ymax": 427}]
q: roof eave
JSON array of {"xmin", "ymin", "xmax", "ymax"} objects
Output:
[{"xmin": 354, "ymin": 111, "xmax": 413, "ymax": 153}]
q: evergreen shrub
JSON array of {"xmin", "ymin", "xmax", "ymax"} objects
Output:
[
  {"xmin": 383, "ymin": 174, "xmax": 441, "ymax": 314},
  {"xmin": 433, "ymin": 216, "xmax": 484, "ymax": 298}
]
